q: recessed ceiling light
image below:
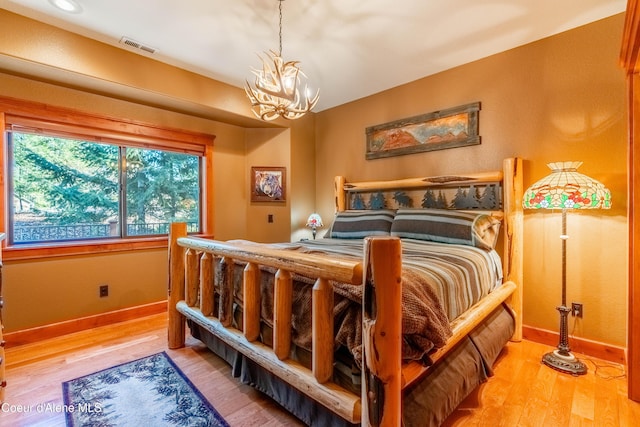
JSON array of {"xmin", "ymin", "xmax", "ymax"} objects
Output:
[{"xmin": 48, "ymin": 0, "xmax": 83, "ymax": 14}]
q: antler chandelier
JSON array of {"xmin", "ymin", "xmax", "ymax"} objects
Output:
[{"xmin": 245, "ymin": 0, "xmax": 319, "ymax": 121}]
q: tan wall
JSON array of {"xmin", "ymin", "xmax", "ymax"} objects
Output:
[
  {"xmin": 0, "ymin": 7, "xmax": 318, "ymax": 332},
  {"xmin": 0, "ymin": 72, "xmax": 251, "ymax": 331},
  {"xmin": 243, "ymin": 115, "xmax": 317, "ymax": 242},
  {"xmin": 0, "ymin": 9, "xmax": 256, "ymax": 126},
  {"xmin": 0, "ymin": 9, "xmax": 316, "ymax": 332},
  {"xmin": 0, "ymin": 9, "xmax": 627, "ymax": 349},
  {"xmin": 289, "ymin": 115, "xmax": 318, "ymax": 242},
  {"xmin": 0, "ymin": 78, "xmax": 316, "ymax": 331},
  {"xmin": 245, "ymin": 128, "xmax": 292, "ymax": 242},
  {"xmin": 314, "ymin": 15, "xmax": 628, "ymax": 347},
  {"xmin": 4, "ymin": 250, "xmax": 167, "ymax": 329}
]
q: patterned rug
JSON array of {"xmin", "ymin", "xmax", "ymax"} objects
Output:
[{"xmin": 62, "ymin": 351, "xmax": 229, "ymax": 427}]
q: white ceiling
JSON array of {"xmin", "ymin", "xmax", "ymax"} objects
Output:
[{"xmin": 0, "ymin": 0, "xmax": 628, "ymax": 112}]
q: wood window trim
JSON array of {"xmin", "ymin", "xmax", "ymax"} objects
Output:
[
  {"xmin": 0, "ymin": 95, "xmax": 216, "ymax": 261},
  {"xmin": 621, "ymin": 0, "xmax": 640, "ymax": 402},
  {"xmin": 2, "ymin": 234, "xmax": 215, "ymax": 261}
]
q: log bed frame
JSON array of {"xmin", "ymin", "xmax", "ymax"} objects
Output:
[{"xmin": 168, "ymin": 157, "xmax": 523, "ymax": 426}]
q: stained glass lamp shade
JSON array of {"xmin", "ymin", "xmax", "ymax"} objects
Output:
[
  {"xmin": 523, "ymin": 161, "xmax": 611, "ymax": 375},
  {"xmin": 306, "ymin": 213, "xmax": 323, "ymax": 239}
]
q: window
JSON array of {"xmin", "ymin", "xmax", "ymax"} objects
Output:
[
  {"xmin": 9, "ymin": 132, "xmax": 201, "ymax": 244},
  {"xmin": 0, "ymin": 96, "xmax": 215, "ymax": 258},
  {"xmin": 125, "ymin": 147, "xmax": 200, "ymax": 237}
]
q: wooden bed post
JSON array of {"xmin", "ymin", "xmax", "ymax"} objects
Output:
[
  {"xmin": 200, "ymin": 252, "xmax": 214, "ymax": 316},
  {"xmin": 312, "ymin": 278, "xmax": 334, "ymax": 383},
  {"xmin": 168, "ymin": 222, "xmax": 187, "ymax": 349},
  {"xmin": 218, "ymin": 257, "xmax": 234, "ymax": 327},
  {"xmin": 185, "ymin": 248, "xmax": 199, "ymax": 307},
  {"xmin": 503, "ymin": 157, "xmax": 524, "ymax": 341},
  {"xmin": 243, "ymin": 262, "xmax": 261, "ymax": 342},
  {"xmin": 274, "ymin": 269, "xmax": 293, "ymax": 360},
  {"xmin": 362, "ymin": 236, "xmax": 402, "ymax": 427},
  {"xmin": 335, "ymin": 175, "xmax": 347, "ymax": 212}
]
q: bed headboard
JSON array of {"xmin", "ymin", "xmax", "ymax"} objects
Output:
[
  {"xmin": 336, "ymin": 166, "xmax": 506, "ymax": 213},
  {"xmin": 333, "ymin": 157, "xmax": 524, "ymax": 340}
]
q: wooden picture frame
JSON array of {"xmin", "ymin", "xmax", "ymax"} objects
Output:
[
  {"xmin": 365, "ymin": 102, "xmax": 481, "ymax": 159},
  {"xmin": 251, "ymin": 166, "xmax": 286, "ymax": 202}
]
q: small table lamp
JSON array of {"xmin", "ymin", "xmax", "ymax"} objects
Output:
[
  {"xmin": 306, "ymin": 213, "xmax": 323, "ymax": 239},
  {"xmin": 523, "ymin": 161, "xmax": 611, "ymax": 375}
]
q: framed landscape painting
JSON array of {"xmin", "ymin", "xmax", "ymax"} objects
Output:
[
  {"xmin": 251, "ymin": 166, "xmax": 286, "ymax": 202},
  {"xmin": 365, "ymin": 102, "xmax": 480, "ymax": 159}
]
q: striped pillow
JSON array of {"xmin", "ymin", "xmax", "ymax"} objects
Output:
[
  {"xmin": 329, "ymin": 210, "xmax": 396, "ymax": 239},
  {"xmin": 390, "ymin": 209, "xmax": 501, "ymax": 250}
]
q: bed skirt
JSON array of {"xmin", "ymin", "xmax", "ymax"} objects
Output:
[{"xmin": 187, "ymin": 303, "xmax": 514, "ymax": 427}]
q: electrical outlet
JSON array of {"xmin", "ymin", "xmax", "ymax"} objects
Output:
[
  {"xmin": 571, "ymin": 302, "xmax": 583, "ymax": 318},
  {"xmin": 99, "ymin": 284, "xmax": 109, "ymax": 298}
]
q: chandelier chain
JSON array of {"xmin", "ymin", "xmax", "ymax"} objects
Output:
[{"xmin": 278, "ymin": 0, "xmax": 283, "ymax": 57}]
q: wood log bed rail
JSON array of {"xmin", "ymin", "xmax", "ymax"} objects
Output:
[{"xmin": 168, "ymin": 157, "xmax": 523, "ymax": 426}]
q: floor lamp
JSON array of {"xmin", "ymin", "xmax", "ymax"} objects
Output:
[{"xmin": 523, "ymin": 161, "xmax": 611, "ymax": 375}]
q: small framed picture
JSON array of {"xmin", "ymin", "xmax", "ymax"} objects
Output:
[{"xmin": 251, "ymin": 166, "xmax": 286, "ymax": 202}]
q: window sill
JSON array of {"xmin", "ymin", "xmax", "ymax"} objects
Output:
[{"xmin": 3, "ymin": 234, "xmax": 214, "ymax": 261}]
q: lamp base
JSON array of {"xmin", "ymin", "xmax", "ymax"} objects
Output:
[{"xmin": 542, "ymin": 350, "xmax": 587, "ymax": 376}]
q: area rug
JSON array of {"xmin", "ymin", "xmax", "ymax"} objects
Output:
[{"xmin": 62, "ymin": 351, "xmax": 229, "ymax": 427}]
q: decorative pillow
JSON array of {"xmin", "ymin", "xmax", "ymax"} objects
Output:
[
  {"xmin": 329, "ymin": 210, "xmax": 396, "ymax": 239},
  {"xmin": 390, "ymin": 209, "xmax": 501, "ymax": 250}
]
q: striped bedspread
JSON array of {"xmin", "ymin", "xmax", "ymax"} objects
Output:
[
  {"xmin": 276, "ymin": 238, "xmax": 503, "ymax": 321},
  {"xmin": 265, "ymin": 237, "xmax": 504, "ymax": 363}
]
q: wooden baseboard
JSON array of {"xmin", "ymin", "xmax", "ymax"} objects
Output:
[
  {"xmin": 523, "ymin": 325, "xmax": 626, "ymax": 365},
  {"xmin": 4, "ymin": 301, "xmax": 168, "ymax": 347},
  {"xmin": 4, "ymin": 307, "xmax": 626, "ymax": 366}
]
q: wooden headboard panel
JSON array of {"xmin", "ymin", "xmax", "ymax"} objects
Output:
[{"xmin": 335, "ymin": 167, "xmax": 505, "ymax": 213}]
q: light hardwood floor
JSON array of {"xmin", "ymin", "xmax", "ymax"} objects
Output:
[{"xmin": 1, "ymin": 313, "xmax": 638, "ymax": 426}]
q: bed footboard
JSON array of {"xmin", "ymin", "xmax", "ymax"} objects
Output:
[{"xmin": 168, "ymin": 223, "xmax": 405, "ymax": 425}]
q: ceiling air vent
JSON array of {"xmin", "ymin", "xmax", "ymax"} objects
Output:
[{"xmin": 119, "ymin": 37, "xmax": 158, "ymax": 54}]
